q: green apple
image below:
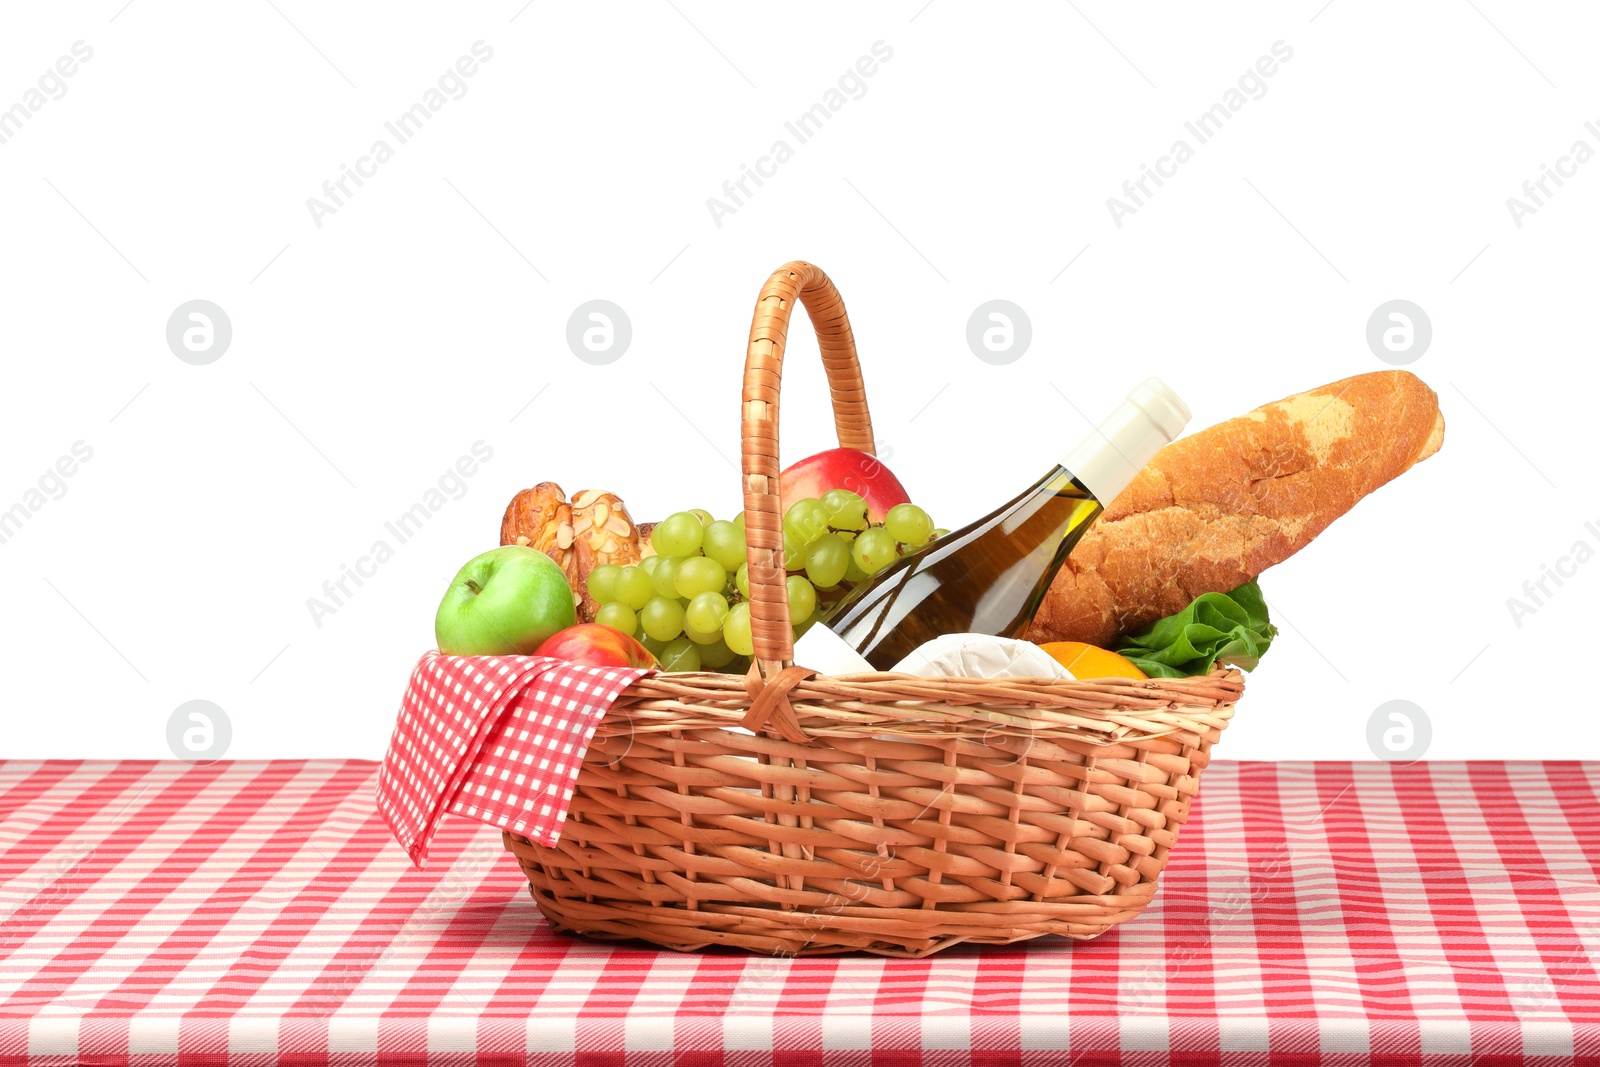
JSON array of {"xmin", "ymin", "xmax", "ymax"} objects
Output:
[{"xmin": 434, "ymin": 545, "xmax": 577, "ymax": 656}]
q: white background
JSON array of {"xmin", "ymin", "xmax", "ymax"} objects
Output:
[{"xmin": 1, "ymin": 2, "xmax": 1595, "ymax": 762}]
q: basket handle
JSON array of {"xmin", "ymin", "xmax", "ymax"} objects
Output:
[{"xmin": 741, "ymin": 261, "xmax": 875, "ymax": 675}]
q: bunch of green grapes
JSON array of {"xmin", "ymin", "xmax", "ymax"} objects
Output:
[
  {"xmin": 585, "ymin": 493, "xmax": 945, "ymax": 673},
  {"xmin": 783, "ymin": 491, "xmax": 943, "ymax": 590}
]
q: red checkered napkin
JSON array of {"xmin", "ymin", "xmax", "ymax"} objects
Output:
[{"xmin": 376, "ymin": 649, "xmax": 650, "ymax": 866}]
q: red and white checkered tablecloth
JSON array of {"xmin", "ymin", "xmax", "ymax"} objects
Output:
[
  {"xmin": 2, "ymin": 759, "xmax": 1597, "ymax": 1066},
  {"xmin": 377, "ymin": 651, "xmax": 651, "ymax": 866}
]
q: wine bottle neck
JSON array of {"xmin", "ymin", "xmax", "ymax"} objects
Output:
[{"xmin": 1061, "ymin": 379, "xmax": 1190, "ymax": 503}]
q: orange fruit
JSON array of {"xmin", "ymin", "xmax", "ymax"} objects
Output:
[{"xmin": 1037, "ymin": 641, "xmax": 1147, "ymax": 680}]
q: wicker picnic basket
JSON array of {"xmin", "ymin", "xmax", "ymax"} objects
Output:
[{"xmin": 503, "ymin": 261, "xmax": 1242, "ymax": 957}]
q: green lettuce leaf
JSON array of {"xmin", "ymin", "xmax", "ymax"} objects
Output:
[{"xmin": 1115, "ymin": 580, "xmax": 1277, "ymax": 678}]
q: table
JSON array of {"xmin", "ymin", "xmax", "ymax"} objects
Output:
[{"xmin": 1, "ymin": 760, "xmax": 1597, "ymax": 1065}]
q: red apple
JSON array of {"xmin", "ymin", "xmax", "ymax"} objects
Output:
[
  {"xmin": 535, "ymin": 623, "xmax": 658, "ymax": 669},
  {"xmin": 779, "ymin": 448, "xmax": 911, "ymax": 523}
]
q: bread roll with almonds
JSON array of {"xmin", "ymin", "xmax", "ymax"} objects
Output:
[
  {"xmin": 500, "ymin": 484, "xmax": 644, "ymax": 620},
  {"xmin": 1026, "ymin": 370, "xmax": 1445, "ymax": 648},
  {"xmin": 501, "ymin": 482, "xmax": 571, "ymax": 556}
]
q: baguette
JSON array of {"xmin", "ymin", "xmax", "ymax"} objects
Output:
[{"xmin": 1026, "ymin": 370, "xmax": 1445, "ymax": 648}]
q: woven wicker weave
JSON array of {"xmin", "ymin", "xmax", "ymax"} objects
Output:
[{"xmin": 504, "ymin": 261, "xmax": 1242, "ymax": 957}]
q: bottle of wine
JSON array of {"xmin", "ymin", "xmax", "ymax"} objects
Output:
[{"xmin": 794, "ymin": 379, "xmax": 1191, "ymax": 672}]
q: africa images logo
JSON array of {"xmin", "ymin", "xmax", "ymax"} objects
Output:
[
  {"xmin": 705, "ymin": 41, "xmax": 894, "ymax": 228},
  {"xmin": 304, "ymin": 42, "xmax": 495, "ymax": 228},
  {"xmin": 1105, "ymin": 40, "xmax": 1294, "ymax": 228}
]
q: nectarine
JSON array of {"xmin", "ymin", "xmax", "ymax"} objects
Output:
[
  {"xmin": 535, "ymin": 623, "xmax": 658, "ymax": 669},
  {"xmin": 779, "ymin": 448, "xmax": 910, "ymax": 523}
]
